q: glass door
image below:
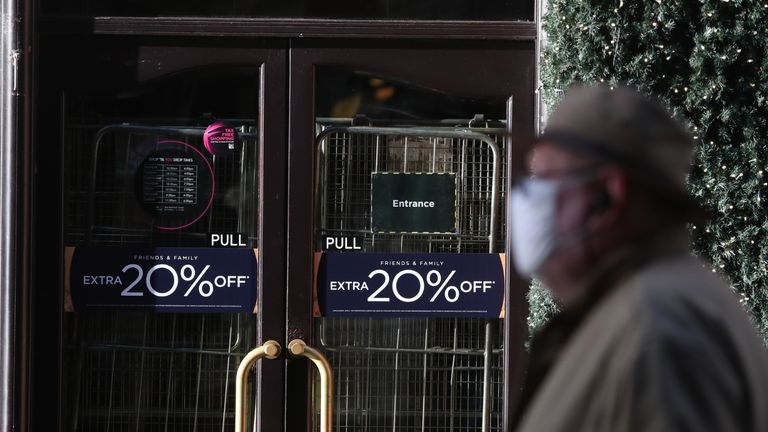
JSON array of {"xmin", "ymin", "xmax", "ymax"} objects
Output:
[
  {"xmin": 286, "ymin": 40, "xmax": 534, "ymax": 432},
  {"xmin": 36, "ymin": 37, "xmax": 288, "ymax": 432},
  {"xmin": 34, "ymin": 35, "xmax": 534, "ymax": 432}
]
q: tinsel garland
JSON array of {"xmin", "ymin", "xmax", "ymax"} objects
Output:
[{"xmin": 537, "ymin": 0, "xmax": 768, "ymax": 343}]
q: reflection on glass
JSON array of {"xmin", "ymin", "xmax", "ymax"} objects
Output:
[{"xmin": 317, "ymin": 69, "xmax": 507, "ymax": 121}]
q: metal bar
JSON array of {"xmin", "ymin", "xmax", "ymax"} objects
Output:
[
  {"xmin": 317, "ymin": 118, "xmax": 507, "ymax": 128},
  {"xmin": 431, "ymin": 137, "xmax": 437, "ymax": 173},
  {"xmin": 481, "ymin": 321, "xmax": 495, "ymax": 432},
  {"xmin": 343, "ymin": 133, "xmax": 353, "ymax": 231},
  {"xmin": 237, "ymin": 139, "xmax": 247, "ymax": 233},
  {"xmin": 391, "ymin": 319, "xmax": 401, "ymax": 432},
  {"xmin": 120, "ymin": 134, "xmax": 133, "ymax": 240},
  {"xmin": 420, "ymin": 323, "xmax": 429, "ymax": 432},
  {"xmin": 207, "ymin": 154, "xmax": 217, "ymax": 233},
  {"xmin": 77, "ymin": 344, "xmax": 244, "ymax": 356},
  {"xmin": 0, "ymin": 0, "xmax": 27, "ymax": 422},
  {"xmin": 220, "ymin": 315, "xmax": 235, "ymax": 432},
  {"xmin": 134, "ymin": 314, "xmax": 149, "ymax": 432},
  {"xmin": 0, "ymin": 13, "xmax": 18, "ymax": 424},
  {"xmin": 403, "ymin": 136, "xmax": 408, "ymax": 172},
  {"xmin": 106, "ymin": 348, "xmax": 116, "ymax": 431},
  {"xmin": 342, "ymin": 320, "xmax": 348, "ymax": 431},
  {"xmin": 288, "ymin": 340, "xmax": 333, "ymax": 432},
  {"xmin": 503, "ymin": 95, "xmax": 526, "ymax": 432},
  {"xmin": 449, "ymin": 319, "xmax": 458, "ymax": 432},
  {"xmin": 318, "ymin": 345, "xmax": 500, "ymax": 356},
  {"xmin": 535, "ymin": 0, "xmax": 545, "ymax": 136},
  {"xmin": 234, "ymin": 340, "xmax": 281, "ymax": 432},
  {"xmin": 163, "ymin": 316, "xmax": 178, "ymax": 432},
  {"xmin": 314, "ymin": 125, "xmax": 328, "ymax": 232},
  {"xmin": 459, "ymin": 138, "xmax": 468, "ymax": 253},
  {"xmin": 192, "ymin": 315, "xmax": 207, "ymax": 432},
  {"xmin": 364, "ymin": 319, "xmax": 373, "ymax": 432},
  {"xmin": 231, "ymin": 315, "xmax": 243, "ymax": 352},
  {"xmin": 70, "ymin": 326, "xmax": 86, "ymax": 431}
]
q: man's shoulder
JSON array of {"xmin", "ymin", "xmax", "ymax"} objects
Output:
[
  {"xmin": 579, "ymin": 254, "xmax": 753, "ymax": 355},
  {"xmin": 611, "ymin": 254, "xmax": 768, "ymax": 364},
  {"xmin": 624, "ymin": 255, "xmax": 740, "ymax": 329}
]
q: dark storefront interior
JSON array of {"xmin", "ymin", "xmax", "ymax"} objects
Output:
[{"xmin": 20, "ymin": 1, "xmax": 537, "ymax": 431}]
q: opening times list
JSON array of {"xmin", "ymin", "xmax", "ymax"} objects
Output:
[{"xmin": 142, "ymin": 156, "xmax": 198, "ymax": 211}]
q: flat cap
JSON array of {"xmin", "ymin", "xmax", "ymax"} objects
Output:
[{"xmin": 541, "ymin": 85, "xmax": 695, "ymax": 193}]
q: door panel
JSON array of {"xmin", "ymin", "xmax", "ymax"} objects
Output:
[
  {"xmin": 35, "ymin": 35, "xmax": 533, "ymax": 432},
  {"xmin": 313, "ymin": 118, "xmax": 507, "ymax": 431},
  {"xmin": 35, "ymin": 38, "xmax": 287, "ymax": 432},
  {"xmin": 287, "ymin": 40, "xmax": 534, "ymax": 432}
]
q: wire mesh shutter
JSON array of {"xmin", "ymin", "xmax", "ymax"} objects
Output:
[
  {"xmin": 314, "ymin": 119, "xmax": 508, "ymax": 432},
  {"xmin": 62, "ymin": 121, "xmax": 259, "ymax": 432}
]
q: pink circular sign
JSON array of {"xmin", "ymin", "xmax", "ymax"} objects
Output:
[{"xmin": 203, "ymin": 122, "xmax": 240, "ymax": 156}]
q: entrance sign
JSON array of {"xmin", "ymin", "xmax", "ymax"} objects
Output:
[
  {"xmin": 65, "ymin": 247, "xmax": 258, "ymax": 313},
  {"xmin": 371, "ymin": 173, "xmax": 456, "ymax": 233},
  {"xmin": 314, "ymin": 252, "xmax": 504, "ymax": 317}
]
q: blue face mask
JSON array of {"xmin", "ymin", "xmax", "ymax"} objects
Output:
[
  {"xmin": 510, "ymin": 178, "xmax": 562, "ymax": 277},
  {"xmin": 510, "ymin": 173, "xmax": 596, "ymax": 277}
]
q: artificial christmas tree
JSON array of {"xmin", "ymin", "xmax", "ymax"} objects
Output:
[{"xmin": 539, "ymin": 0, "xmax": 768, "ymax": 343}]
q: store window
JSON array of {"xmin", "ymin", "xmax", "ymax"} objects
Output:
[{"xmin": 59, "ymin": 44, "xmax": 262, "ymax": 431}]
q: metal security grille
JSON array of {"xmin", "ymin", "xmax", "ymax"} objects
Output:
[
  {"xmin": 62, "ymin": 121, "xmax": 259, "ymax": 432},
  {"xmin": 314, "ymin": 118, "xmax": 508, "ymax": 432},
  {"xmin": 65, "ymin": 123, "xmax": 259, "ymax": 247}
]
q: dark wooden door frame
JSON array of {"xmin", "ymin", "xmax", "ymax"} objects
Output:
[
  {"xmin": 31, "ymin": 28, "xmax": 536, "ymax": 432},
  {"xmin": 39, "ymin": 17, "xmax": 535, "ymax": 42},
  {"xmin": 31, "ymin": 37, "xmax": 289, "ymax": 432},
  {"xmin": 252, "ymin": 42, "xmax": 289, "ymax": 432},
  {"xmin": 285, "ymin": 38, "xmax": 534, "ymax": 432}
]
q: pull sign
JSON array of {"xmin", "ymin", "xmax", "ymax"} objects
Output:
[
  {"xmin": 322, "ymin": 235, "xmax": 363, "ymax": 251},
  {"xmin": 208, "ymin": 232, "xmax": 251, "ymax": 248}
]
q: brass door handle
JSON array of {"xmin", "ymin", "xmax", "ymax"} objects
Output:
[
  {"xmin": 288, "ymin": 339, "xmax": 333, "ymax": 432},
  {"xmin": 235, "ymin": 340, "xmax": 281, "ymax": 432}
]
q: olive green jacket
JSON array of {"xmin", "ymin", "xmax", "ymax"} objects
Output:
[{"xmin": 516, "ymin": 252, "xmax": 768, "ymax": 432}]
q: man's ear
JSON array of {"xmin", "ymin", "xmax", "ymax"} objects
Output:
[
  {"xmin": 603, "ymin": 168, "xmax": 627, "ymax": 207},
  {"xmin": 586, "ymin": 168, "xmax": 626, "ymax": 228},
  {"xmin": 588, "ymin": 189, "xmax": 612, "ymax": 214}
]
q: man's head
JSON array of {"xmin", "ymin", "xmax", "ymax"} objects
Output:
[{"xmin": 511, "ymin": 85, "xmax": 701, "ymax": 303}]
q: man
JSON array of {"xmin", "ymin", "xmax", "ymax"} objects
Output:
[{"xmin": 511, "ymin": 85, "xmax": 768, "ymax": 431}]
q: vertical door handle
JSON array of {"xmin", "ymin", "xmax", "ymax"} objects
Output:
[
  {"xmin": 288, "ymin": 339, "xmax": 333, "ymax": 432},
  {"xmin": 235, "ymin": 340, "xmax": 281, "ymax": 432}
]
